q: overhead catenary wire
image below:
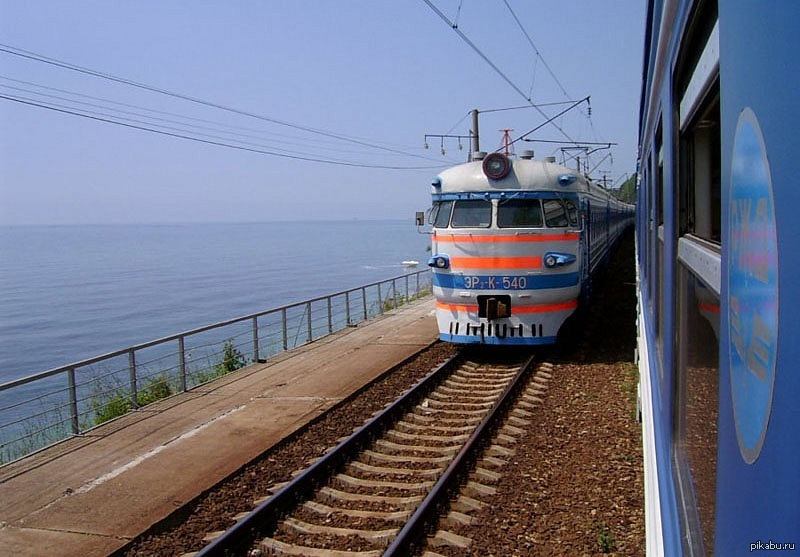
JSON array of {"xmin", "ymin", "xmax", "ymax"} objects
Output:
[
  {"xmin": 0, "ymin": 75, "xmax": 418, "ymax": 153},
  {"xmin": 0, "ymin": 78, "xmax": 448, "ymax": 162},
  {"xmin": 0, "ymin": 43, "xmax": 446, "ymax": 166},
  {"xmin": 1, "ymin": 94, "xmax": 448, "ymax": 170},
  {"xmin": 501, "ymin": 0, "xmax": 597, "ymax": 141},
  {"xmin": 419, "ymin": 0, "xmax": 578, "ymax": 145}
]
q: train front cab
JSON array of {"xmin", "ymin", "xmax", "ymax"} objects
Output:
[{"xmin": 637, "ymin": 2, "xmax": 800, "ymax": 555}]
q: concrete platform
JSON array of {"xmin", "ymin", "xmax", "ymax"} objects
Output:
[{"xmin": 0, "ymin": 299, "xmax": 437, "ymax": 557}]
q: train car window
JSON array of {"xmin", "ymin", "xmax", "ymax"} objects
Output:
[
  {"xmin": 681, "ymin": 92, "xmax": 720, "ymax": 242},
  {"xmin": 674, "ymin": 266, "xmax": 719, "ymax": 556},
  {"xmin": 564, "ymin": 199, "xmax": 579, "ymax": 227},
  {"xmin": 497, "ymin": 199, "xmax": 543, "ymax": 228},
  {"xmin": 431, "ymin": 200, "xmax": 453, "ymax": 228},
  {"xmin": 542, "ymin": 199, "xmax": 568, "ymax": 227},
  {"xmin": 451, "ymin": 199, "xmax": 492, "ymax": 228}
]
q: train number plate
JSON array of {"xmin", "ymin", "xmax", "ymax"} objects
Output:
[{"xmin": 463, "ymin": 275, "xmax": 528, "ymax": 290}]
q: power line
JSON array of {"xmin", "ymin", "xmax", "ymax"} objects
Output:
[
  {"xmin": 0, "ymin": 77, "xmax": 445, "ymax": 161},
  {"xmin": 419, "ymin": 0, "xmax": 577, "ymax": 145},
  {"xmin": 0, "ymin": 43, "xmax": 435, "ymax": 162},
  {"xmin": 1, "ymin": 94, "xmax": 447, "ymax": 170},
  {"xmin": 420, "ymin": 0, "xmax": 533, "ymax": 104},
  {"xmin": 502, "ymin": 0, "xmax": 597, "ymax": 140},
  {"xmin": 502, "ymin": 0, "xmax": 571, "ymax": 101}
]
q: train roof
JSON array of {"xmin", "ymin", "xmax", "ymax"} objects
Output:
[{"xmin": 433, "ymin": 153, "xmax": 605, "ymax": 197}]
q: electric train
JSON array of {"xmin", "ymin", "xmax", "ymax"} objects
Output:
[
  {"xmin": 425, "ymin": 150, "xmax": 633, "ymax": 345},
  {"xmin": 637, "ymin": 1, "xmax": 800, "ymax": 554}
]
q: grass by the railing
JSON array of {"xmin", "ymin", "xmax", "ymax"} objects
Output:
[{"xmin": 89, "ymin": 341, "xmax": 246, "ymax": 426}]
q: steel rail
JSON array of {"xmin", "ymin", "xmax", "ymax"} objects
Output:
[
  {"xmin": 194, "ymin": 354, "xmax": 462, "ymax": 557},
  {"xmin": 383, "ymin": 353, "xmax": 536, "ymax": 556}
]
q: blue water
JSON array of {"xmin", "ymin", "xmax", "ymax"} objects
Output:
[{"xmin": 0, "ymin": 221, "xmax": 431, "ymax": 383}]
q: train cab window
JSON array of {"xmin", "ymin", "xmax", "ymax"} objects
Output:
[
  {"xmin": 451, "ymin": 199, "xmax": 492, "ymax": 228},
  {"xmin": 431, "ymin": 200, "xmax": 453, "ymax": 228},
  {"xmin": 564, "ymin": 199, "xmax": 579, "ymax": 227},
  {"xmin": 497, "ymin": 199, "xmax": 543, "ymax": 228},
  {"xmin": 542, "ymin": 199, "xmax": 569, "ymax": 227}
]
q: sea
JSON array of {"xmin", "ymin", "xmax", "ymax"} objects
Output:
[{"xmin": 0, "ymin": 220, "xmax": 431, "ymax": 385}]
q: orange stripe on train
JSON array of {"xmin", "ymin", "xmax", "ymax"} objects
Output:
[
  {"xmin": 436, "ymin": 300, "xmax": 577, "ymax": 313},
  {"xmin": 449, "ymin": 256, "xmax": 543, "ymax": 269},
  {"xmin": 434, "ymin": 233, "xmax": 580, "ymax": 243}
]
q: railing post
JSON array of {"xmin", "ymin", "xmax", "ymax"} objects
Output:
[
  {"xmin": 252, "ymin": 316, "xmax": 260, "ymax": 363},
  {"xmin": 392, "ymin": 279, "xmax": 398, "ymax": 309},
  {"xmin": 128, "ymin": 349, "xmax": 139, "ymax": 409},
  {"xmin": 306, "ymin": 302, "xmax": 312, "ymax": 343},
  {"xmin": 405, "ymin": 275, "xmax": 409, "ymax": 303},
  {"xmin": 377, "ymin": 283, "xmax": 383, "ymax": 314},
  {"xmin": 345, "ymin": 291, "xmax": 351, "ymax": 326},
  {"xmin": 67, "ymin": 367, "xmax": 79, "ymax": 435},
  {"xmin": 362, "ymin": 287, "xmax": 367, "ymax": 321},
  {"xmin": 282, "ymin": 308, "xmax": 288, "ymax": 351},
  {"xmin": 327, "ymin": 296, "xmax": 333, "ymax": 334},
  {"xmin": 178, "ymin": 335, "xmax": 187, "ymax": 392},
  {"xmin": 416, "ymin": 271, "xmax": 420, "ymax": 299}
]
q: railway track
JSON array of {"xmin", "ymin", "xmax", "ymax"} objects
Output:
[{"xmin": 192, "ymin": 351, "xmax": 552, "ymax": 556}]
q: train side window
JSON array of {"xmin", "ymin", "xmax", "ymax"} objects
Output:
[
  {"xmin": 431, "ymin": 200, "xmax": 453, "ymax": 228},
  {"xmin": 681, "ymin": 93, "xmax": 720, "ymax": 242},
  {"xmin": 451, "ymin": 199, "xmax": 492, "ymax": 228},
  {"xmin": 674, "ymin": 261, "xmax": 719, "ymax": 556},
  {"xmin": 497, "ymin": 199, "xmax": 543, "ymax": 228},
  {"xmin": 564, "ymin": 199, "xmax": 579, "ymax": 227},
  {"xmin": 542, "ymin": 199, "xmax": 568, "ymax": 227}
]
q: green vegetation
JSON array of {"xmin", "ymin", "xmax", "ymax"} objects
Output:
[
  {"xmin": 381, "ymin": 288, "xmax": 432, "ymax": 312},
  {"xmin": 190, "ymin": 340, "xmax": 247, "ymax": 385},
  {"xmin": 596, "ymin": 521, "xmax": 619, "ymax": 553},
  {"xmin": 620, "ymin": 361, "xmax": 640, "ymax": 421},
  {"xmin": 612, "ymin": 174, "xmax": 637, "ymax": 204},
  {"xmin": 214, "ymin": 341, "xmax": 247, "ymax": 374},
  {"xmin": 89, "ymin": 341, "xmax": 247, "ymax": 426},
  {"xmin": 90, "ymin": 375, "xmax": 174, "ymax": 426}
]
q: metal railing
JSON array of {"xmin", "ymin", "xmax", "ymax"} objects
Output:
[{"xmin": 0, "ymin": 269, "xmax": 432, "ymax": 465}]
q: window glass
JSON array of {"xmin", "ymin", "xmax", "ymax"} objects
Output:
[
  {"xmin": 543, "ymin": 199, "xmax": 568, "ymax": 227},
  {"xmin": 431, "ymin": 200, "xmax": 453, "ymax": 228},
  {"xmin": 564, "ymin": 199, "xmax": 579, "ymax": 226},
  {"xmin": 675, "ymin": 267, "xmax": 719, "ymax": 556},
  {"xmin": 497, "ymin": 199, "xmax": 542, "ymax": 228},
  {"xmin": 451, "ymin": 199, "xmax": 492, "ymax": 228}
]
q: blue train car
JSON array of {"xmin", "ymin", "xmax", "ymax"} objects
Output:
[{"xmin": 637, "ymin": 1, "xmax": 800, "ymax": 554}]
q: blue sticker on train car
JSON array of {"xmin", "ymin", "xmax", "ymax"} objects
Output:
[{"xmin": 728, "ymin": 107, "xmax": 779, "ymax": 464}]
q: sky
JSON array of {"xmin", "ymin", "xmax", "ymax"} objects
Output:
[{"xmin": 0, "ymin": 1, "xmax": 646, "ymax": 225}]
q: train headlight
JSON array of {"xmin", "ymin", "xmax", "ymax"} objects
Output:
[
  {"xmin": 427, "ymin": 255, "xmax": 450, "ymax": 269},
  {"xmin": 543, "ymin": 252, "xmax": 577, "ymax": 268},
  {"xmin": 482, "ymin": 152, "xmax": 511, "ymax": 180}
]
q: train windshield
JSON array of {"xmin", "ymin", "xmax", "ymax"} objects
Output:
[
  {"xmin": 431, "ymin": 200, "xmax": 453, "ymax": 228},
  {"xmin": 451, "ymin": 199, "xmax": 492, "ymax": 228},
  {"xmin": 497, "ymin": 199, "xmax": 543, "ymax": 228}
]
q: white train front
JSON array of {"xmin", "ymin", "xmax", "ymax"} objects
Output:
[{"xmin": 426, "ymin": 151, "xmax": 632, "ymax": 345}]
